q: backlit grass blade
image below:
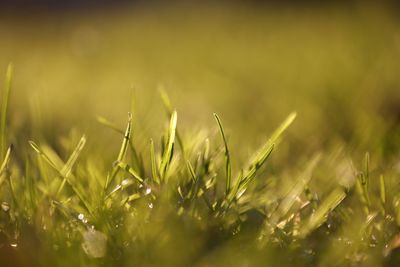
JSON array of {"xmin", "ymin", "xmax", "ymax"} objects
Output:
[
  {"xmin": 299, "ymin": 187, "xmax": 347, "ymax": 238},
  {"xmin": 29, "ymin": 141, "xmax": 59, "ymax": 171},
  {"xmin": 0, "ymin": 63, "xmax": 13, "ymax": 160},
  {"xmin": 213, "ymin": 113, "xmax": 231, "ymax": 195},
  {"xmin": 159, "ymin": 87, "xmax": 185, "ymax": 156},
  {"xmin": 57, "ymin": 135, "xmax": 87, "ymax": 195},
  {"xmin": 380, "ymin": 174, "xmax": 386, "ymax": 214},
  {"xmin": 0, "ymin": 144, "xmax": 12, "ymax": 176},
  {"xmin": 270, "ymin": 154, "xmax": 321, "ymax": 225},
  {"xmin": 98, "ymin": 115, "xmax": 143, "ymax": 176},
  {"xmin": 105, "ymin": 113, "xmax": 133, "ymax": 189},
  {"xmin": 117, "ymin": 112, "xmax": 132, "ymax": 162},
  {"xmin": 268, "ymin": 112, "xmax": 297, "ymax": 145},
  {"xmin": 29, "ymin": 140, "xmax": 92, "ymax": 212},
  {"xmin": 150, "ymin": 138, "xmax": 160, "ymax": 184},
  {"xmin": 115, "ymin": 161, "xmax": 144, "ymax": 184},
  {"xmin": 356, "ymin": 152, "xmax": 371, "ymax": 214},
  {"xmin": 240, "ymin": 112, "xmax": 296, "ymax": 191},
  {"xmin": 0, "ymin": 145, "xmax": 12, "ymax": 187},
  {"xmin": 186, "ymin": 160, "xmax": 197, "ymax": 183},
  {"xmin": 159, "ymin": 110, "xmax": 177, "ymax": 181},
  {"xmin": 96, "ymin": 116, "xmax": 124, "ymax": 134},
  {"xmin": 61, "ymin": 135, "xmax": 87, "ymax": 177}
]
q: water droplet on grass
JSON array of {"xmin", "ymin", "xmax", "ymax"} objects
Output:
[
  {"xmin": 78, "ymin": 213, "xmax": 88, "ymax": 224},
  {"xmin": 82, "ymin": 229, "xmax": 107, "ymax": 258},
  {"xmin": 145, "ymin": 187, "xmax": 152, "ymax": 195}
]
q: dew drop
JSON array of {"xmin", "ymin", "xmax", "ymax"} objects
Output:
[
  {"xmin": 145, "ymin": 187, "xmax": 152, "ymax": 195},
  {"xmin": 82, "ymin": 229, "xmax": 107, "ymax": 258},
  {"xmin": 121, "ymin": 179, "xmax": 130, "ymax": 186},
  {"xmin": 1, "ymin": 202, "xmax": 10, "ymax": 212},
  {"xmin": 78, "ymin": 213, "xmax": 88, "ymax": 224}
]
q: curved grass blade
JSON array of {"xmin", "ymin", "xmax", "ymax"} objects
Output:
[
  {"xmin": 214, "ymin": 113, "xmax": 232, "ymax": 196},
  {"xmin": 159, "ymin": 110, "xmax": 177, "ymax": 181}
]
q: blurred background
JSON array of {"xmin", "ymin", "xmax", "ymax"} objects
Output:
[{"xmin": 1, "ymin": 0, "xmax": 400, "ymax": 165}]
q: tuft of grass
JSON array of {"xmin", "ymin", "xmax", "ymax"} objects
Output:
[{"xmin": 1, "ymin": 69, "xmax": 400, "ymax": 267}]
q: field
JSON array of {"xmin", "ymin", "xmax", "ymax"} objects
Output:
[{"xmin": 1, "ymin": 2, "xmax": 400, "ymax": 266}]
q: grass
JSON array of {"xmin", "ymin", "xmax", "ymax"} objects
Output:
[
  {"xmin": 1, "ymin": 63, "xmax": 400, "ymax": 267},
  {"xmin": 1, "ymin": 3, "xmax": 400, "ymax": 266}
]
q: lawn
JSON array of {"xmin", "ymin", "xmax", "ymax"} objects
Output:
[{"xmin": 1, "ymin": 2, "xmax": 400, "ymax": 266}]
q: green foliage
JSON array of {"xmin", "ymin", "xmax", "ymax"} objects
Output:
[{"xmin": 1, "ymin": 69, "xmax": 400, "ymax": 267}]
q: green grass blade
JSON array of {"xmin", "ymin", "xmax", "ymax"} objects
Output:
[
  {"xmin": 0, "ymin": 63, "xmax": 13, "ymax": 160},
  {"xmin": 61, "ymin": 135, "xmax": 87, "ymax": 177},
  {"xmin": 299, "ymin": 187, "xmax": 347, "ymax": 238},
  {"xmin": 29, "ymin": 141, "xmax": 59, "ymax": 171},
  {"xmin": 29, "ymin": 140, "xmax": 92, "ymax": 212},
  {"xmin": 213, "ymin": 113, "xmax": 232, "ymax": 195},
  {"xmin": 96, "ymin": 116, "xmax": 124, "ymax": 134},
  {"xmin": 380, "ymin": 174, "xmax": 386, "ymax": 214},
  {"xmin": 159, "ymin": 110, "xmax": 177, "ymax": 181},
  {"xmin": 150, "ymin": 138, "xmax": 160, "ymax": 184},
  {"xmin": 268, "ymin": 112, "xmax": 297, "ymax": 145},
  {"xmin": 0, "ymin": 145, "xmax": 12, "ymax": 187},
  {"xmin": 115, "ymin": 161, "xmax": 144, "ymax": 183},
  {"xmin": 105, "ymin": 113, "xmax": 132, "ymax": 190},
  {"xmin": 159, "ymin": 87, "xmax": 185, "ymax": 156},
  {"xmin": 239, "ymin": 143, "xmax": 274, "ymax": 193},
  {"xmin": 186, "ymin": 160, "xmax": 197, "ymax": 183},
  {"xmin": 117, "ymin": 112, "xmax": 132, "ymax": 162},
  {"xmin": 0, "ymin": 144, "xmax": 12, "ymax": 176},
  {"xmin": 270, "ymin": 154, "xmax": 321, "ymax": 225},
  {"xmin": 57, "ymin": 135, "xmax": 87, "ymax": 195}
]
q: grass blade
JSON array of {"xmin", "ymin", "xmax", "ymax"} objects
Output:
[
  {"xmin": 0, "ymin": 63, "xmax": 13, "ymax": 160},
  {"xmin": 29, "ymin": 141, "xmax": 59, "ymax": 171},
  {"xmin": 159, "ymin": 87, "xmax": 185, "ymax": 156},
  {"xmin": 239, "ymin": 112, "xmax": 297, "ymax": 192},
  {"xmin": 29, "ymin": 140, "xmax": 92, "ymax": 212},
  {"xmin": 150, "ymin": 138, "xmax": 160, "ymax": 184},
  {"xmin": 57, "ymin": 135, "xmax": 87, "ymax": 195},
  {"xmin": 380, "ymin": 174, "xmax": 386, "ymax": 214},
  {"xmin": 0, "ymin": 145, "xmax": 12, "ymax": 187},
  {"xmin": 299, "ymin": 187, "xmax": 347, "ymax": 238},
  {"xmin": 114, "ymin": 161, "xmax": 144, "ymax": 183},
  {"xmin": 159, "ymin": 110, "xmax": 177, "ymax": 181},
  {"xmin": 270, "ymin": 154, "xmax": 321, "ymax": 225},
  {"xmin": 117, "ymin": 112, "xmax": 132, "ymax": 162},
  {"xmin": 96, "ymin": 116, "xmax": 124, "ymax": 134},
  {"xmin": 105, "ymin": 113, "xmax": 132, "ymax": 189},
  {"xmin": 213, "ymin": 113, "xmax": 231, "ymax": 195}
]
